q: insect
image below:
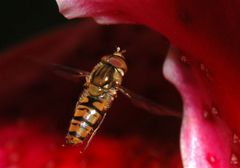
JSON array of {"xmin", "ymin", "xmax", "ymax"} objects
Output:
[{"xmin": 52, "ymin": 47, "xmax": 180, "ymax": 152}]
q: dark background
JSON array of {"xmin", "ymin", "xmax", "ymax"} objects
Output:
[
  {"xmin": 0, "ymin": 0, "xmax": 67, "ymax": 50},
  {"xmin": 0, "ymin": 2, "xmax": 183, "ymax": 166}
]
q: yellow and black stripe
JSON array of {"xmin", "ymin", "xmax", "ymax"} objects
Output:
[
  {"xmin": 64, "ymin": 48, "xmax": 127, "ymax": 148},
  {"xmin": 66, "ymin": 95, "xmax": 105, "ymax": 145}
]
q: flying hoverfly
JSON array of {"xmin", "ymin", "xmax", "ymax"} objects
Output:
[{"xmin": 52, "ymin": 47, "xmax": 180, "ymax": 152}]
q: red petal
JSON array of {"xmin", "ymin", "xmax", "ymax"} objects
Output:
[
  {"xmin": 164, "ymin": 48, "xmax": 239, "ymax": 168},
  {"xmin": 56, "ymin": 0, "xmax": 240, "ymax": 167},
  {"xmin": 0, "ymin": 121, "xmax": 182, "ymax": 167},
  {"xmin": 57, "ymin": 0, "xmax": 240, "ymax": 134}
]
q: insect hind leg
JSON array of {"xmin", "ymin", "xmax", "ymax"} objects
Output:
[{"xmin": 80, "ymin": 113, "xmax": 107, "ymax": 153}]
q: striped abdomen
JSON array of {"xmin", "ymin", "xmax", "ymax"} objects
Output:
[{"xmin": 65, "ymin": 92, "xmax": 112, "ymax": 145}]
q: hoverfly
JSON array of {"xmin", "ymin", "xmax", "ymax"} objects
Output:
[{"xmin": 52, "ymin": 47, "xmax": 180, "ymax": 152}]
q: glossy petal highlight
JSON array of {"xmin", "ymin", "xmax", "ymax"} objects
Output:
[{"xmin": 163, "ymin": 48, "xmax": 237, "ymax": 168}]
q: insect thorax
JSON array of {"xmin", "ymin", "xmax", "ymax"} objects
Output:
[{"xmin": 86, "ymin": 62, "xmax": 123, "ymax": 97}]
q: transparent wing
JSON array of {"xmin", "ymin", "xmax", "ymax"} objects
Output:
[
  {"xmin": 119, "ymin": 86, "xmax": 181, "ymax": 118},
  {"xmin": 51, "ymin": 63, "xmax": 90, "ymax": 80},
  {"xmin": 50, "ymin": 64, "xmax": 180, "ymax": 118}
]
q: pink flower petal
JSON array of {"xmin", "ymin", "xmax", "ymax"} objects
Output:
[{"xmin": 164, "ymin": 47, "xmax": 238, "ymax": 168}]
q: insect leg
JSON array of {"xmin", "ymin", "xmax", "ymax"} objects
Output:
[
  {"xmin": 119, "ymin": 86, "xmax": 181, "ymax": 118},
  {"xmin": 81, "ymin": 112, "xmax": 107, "ymax": 153}
]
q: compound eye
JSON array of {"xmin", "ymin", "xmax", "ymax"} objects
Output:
[{"xmin": 108, "ymin": 57, "xmax": 128, "ymax": 73}]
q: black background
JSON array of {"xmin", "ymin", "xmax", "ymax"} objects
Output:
[{"xmin": 0, "ymin": 0, "xmax": 68, "ymax": 50}]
